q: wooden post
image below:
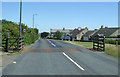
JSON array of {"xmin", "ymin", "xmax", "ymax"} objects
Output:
[
  {"xmin": 6, "ymin": 37, "xmax": 8, "ymax": 52},
  {"xmin": 93, "ymin": 41, "xmax": 94, "ymax": 49},
  {"xmin": 19, "ymin": 37, "xmax": 21, "ymax": 50},
  {"xmin": 17, "ymin": 37, "xmax": 20, "ymax": 50},
  {"xmin": 93, "ymin": 34, "xmax": 105, "ymax": 51},
  {"xmin": 103, "ymin": 36, "xmax": 105, "ymax": 51},
  {"xmin": 5, "ymin": 32, "xmax": 9, "ymax": 52},
  {"xmin": 116, "ymin": 39, "xmax": 118, "ymax": 46},
  {"xmin": 22, "ymin": 37, "xmax": 24, "ymax": 49}
]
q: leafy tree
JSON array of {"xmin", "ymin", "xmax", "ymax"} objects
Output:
[
  {"xmin": 54, "ymin": 31, "xmax": 62, "ymax": 39},
  {"xmin": 41, "ymin": 32, "xmax": 49, "ymax": 38}
]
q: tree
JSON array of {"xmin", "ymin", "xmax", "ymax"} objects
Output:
[
  {"xmin": 54, "ymin": 31, "xmax": 62, "ymax": 39},
  {"xmin": 41, "ymin": 32, "xmax": 49, "ymax": 38}
]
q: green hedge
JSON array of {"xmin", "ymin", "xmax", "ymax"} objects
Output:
[
  {"xmin": 23, "ymin": 33, "xmax": 39, "ymax": 45},
  {"xmin": 2, "ymin": 20, "xmax": 39, "ymax": 46},
  {"xmin": 105, "ymin": 36, "xmax": 118, "ymax": 38},
  {"xmin": 105, "ymin": 39, "xmax": 120, "ymax": 45}
]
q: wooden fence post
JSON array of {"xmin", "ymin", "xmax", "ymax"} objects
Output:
[
  {"xmin": 103, "ymin": 36, "xmax": 105, "ymax": 51},
  {"xmin": 5, "ymin": 32, "xmax": 9, "ymax": 52},
  {"xmin": 5, "ymin": 37, "xmax": 8, "ymax": 52},
  {"xmin": 17, "ymin": 37, "xmax": 24, "ymax": 50},
  {"xmin": 116, "ymin": 39, "xmax": 118, "ymax": 46},
  {"xmin": 93, "ymin": 34, "xmax": 105, "ymax": 51}
]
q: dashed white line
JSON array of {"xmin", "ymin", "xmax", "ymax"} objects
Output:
[
  {"xmin": 47, "ymin": 39, "xmax": 84, "ymax": 71},
  {"xmin": 63, "ymin": 52, "xmax": 85, "ymax": 71},
  {"xmin": 47, "ymin": 39, "xmax": 56, "ymax": 47},
  {"xmin": 13, "ymin": 61, "xmax": 16, "ymax": 64}
]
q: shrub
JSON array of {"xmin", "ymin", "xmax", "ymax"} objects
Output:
[{"xmin": 2, "ymin": 20, "xmax": 39, "ymax": 46}]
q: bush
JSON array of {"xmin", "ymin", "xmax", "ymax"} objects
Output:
[{"xmin": 2, "ymin": 20, "xmax": 39, "ymax": 46}]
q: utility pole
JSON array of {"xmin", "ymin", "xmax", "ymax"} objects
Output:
[
  {"xmin": 33, "ymin": 14, "xmax": 34, "ymax": 30},
  {"xmin": 33, "ymin": 14, "xmax": 37, "ymax": 32},
  {"xmin": 19, "ymin": 0, "xmax": 22, "ymax": 37}
]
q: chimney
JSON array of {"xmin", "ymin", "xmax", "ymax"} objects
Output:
[
  {"xmin": 85, "ymin": 27, "xmax": 88, "ymax": 30},
  {"xmin": 50, "ymin": 29, "xmax": 52, "ymax": 32},
  {"xmin": 101, "ymin": 25, "xmax": 103, "ymax": 29}
]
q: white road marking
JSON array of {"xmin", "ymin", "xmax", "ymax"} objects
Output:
[
  {"xmin": 47, "ymin": 39, "xmax": 56, "ymax": 47},
  {"xmin": 13, "ymin": 61, "xmax": 16, "ymax": 64},
  {"xmin": 63, "ymin": 52, "xmax": 85, "ymax": 71}
]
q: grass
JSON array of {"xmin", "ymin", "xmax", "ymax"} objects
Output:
[
  {"xmin": 0, "ymin": 49, "xmax": 21, "ymax": 56},
  {"xmin": 6, "ymin": 52, "xmax": 21, "ymax": 56},
  {"xmin": 61, "ymin": 40, "xmax": 119, "ymax": 58},
  {"xmin": 105, "ymin": 44, "xmax": 119, "ymax": 58},
  {"xmin": 63, "ymin": 40, "xmax": 93, "ymax": 48}
]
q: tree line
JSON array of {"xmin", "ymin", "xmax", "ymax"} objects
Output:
[{"xmin": 41, "ymin": 31, "xmax": 62, "ymax": 39}]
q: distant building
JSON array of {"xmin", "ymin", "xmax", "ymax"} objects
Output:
[
  {"xmin": 70, "ymin": 27, "xmax": 88, "ymax": 41},
  {"xmin": 50, "ymin": 28, "xmax": 73, "ymax": 39},
  {"xmin": 92, "ymin": 26, "xmax": 120, "ymax": 37},
  {"xmin": 82, "ymin": 29, "xmax": 98, "ymax": 41}
]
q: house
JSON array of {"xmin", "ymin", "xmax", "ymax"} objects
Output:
[
  {"xmin": 50, "ymin": 28, "xmax": 73, "ymax": 39},
  {"xmin": 82, "ymin": 29, "xmax": 98, "ymax": 41},
  {"xmin": 92, "ymin": 26, "xmax": 120, "ymax": 37},
  {"xmin": 70, "ymin": 27, "xmax": 88, "ymax": 41}
]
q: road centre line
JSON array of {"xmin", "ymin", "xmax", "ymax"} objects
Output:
[
  {"xmin": 63, "ymin": 52, "xmax": 85, "ymax": 71},
  {"xmin": 47, "ymin": 39, "xmax": 56, "ymax": 47},
  {"xmin": 13, "ymin": 61, "xmax": 16, "ymax": 64},
  {"xmin": 47, "ymin": 39, "xmax": 84, "ymax": 71}
]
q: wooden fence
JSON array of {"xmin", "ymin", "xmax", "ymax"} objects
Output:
[
  {"xmin": 2, "ymin": 36, "xmax": 24, "ymax": 52},
  {"xmin": 93, "ymin": 34, "xmax": 105, "ymax": 51}
]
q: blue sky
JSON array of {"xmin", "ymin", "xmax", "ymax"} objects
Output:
[{"xmin": 2, "ymin": 2, "xmax": 118, "ymax": 33}]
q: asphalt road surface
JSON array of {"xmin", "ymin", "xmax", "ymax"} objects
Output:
[{"xmin": 2, "ymin": 39, "xmax": 118, "ymax": 75}]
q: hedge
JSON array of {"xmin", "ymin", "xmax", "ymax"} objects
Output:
[{"xmin": 105, "ymin": 39, "xmax": 120, "ymax": 45}]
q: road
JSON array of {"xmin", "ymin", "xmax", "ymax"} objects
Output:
[{"xmin": 2, "ymin": 39, "xmax": 118, "ymax": 75}]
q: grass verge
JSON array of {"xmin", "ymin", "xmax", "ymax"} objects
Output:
[
  {"xmin": 105, "ymin": 44, "xmax": 119, "ymax": 58},
  {"xmin": 62, "ymin": 40, "xmax": 93, "ymax": 48},
  {"xmin": 61, "ymin": 40, "xmax": 119, "ymax": 58},
  {"xmin": 6, "ymin": 52, "xmax": 21, "ymax": 56}
]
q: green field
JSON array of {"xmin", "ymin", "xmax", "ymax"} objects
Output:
[{"xmin": 62, "ymin": 40, "xmax": 118, "ymax": 58}]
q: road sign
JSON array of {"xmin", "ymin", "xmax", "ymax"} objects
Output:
[
  {"xmin": 78, "ymin": 27, "xmax": 81, "ymax": 31},
  {"xmin": 23, "ymin": 29, "xmax": 26, "ymax": 33}
]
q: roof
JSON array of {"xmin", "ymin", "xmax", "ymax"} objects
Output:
[
  {"xmin": 50, "ymin": 29, "xmax": 73, "ymax": 33},
  {"xmin": 83, "ymin": 30, "xmax": 95, "ymax": 37},
  {"xmin": 70, "ymin": 29, "xmax": 85, "ymax": 37},
  {"xmin": 93, "ymin": 27, "xmax": 119, "ymax": 36}
]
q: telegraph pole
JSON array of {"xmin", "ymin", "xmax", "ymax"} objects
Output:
[
  {"xmin": 19, "ymin": 0, "xmax": 22, "ymax": 37},
  {"xmin": 33, "ymin": 14, "xmax": 34, "ymax": 30},
  {"xmin": 33, "ymin": 14, "xmax": 37, "ymax": 32}
]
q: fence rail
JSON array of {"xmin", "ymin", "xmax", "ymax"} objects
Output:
[
  {"xmin": 2, "ymin": 36, "xmax": 24, "ymax": 52},
  {"xmin": 93, "ymin": 35, "xmax": 105, "ymax": 51}
]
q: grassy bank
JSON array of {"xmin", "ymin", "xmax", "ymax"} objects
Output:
[{"xmin": 62, "ymin": 40, "xmax": 118, "ymax": 58}]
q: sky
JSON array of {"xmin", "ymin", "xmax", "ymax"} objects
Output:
[{"xmin": 2, "ymin": 2, "xmax": 118, "ymax": 33}]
